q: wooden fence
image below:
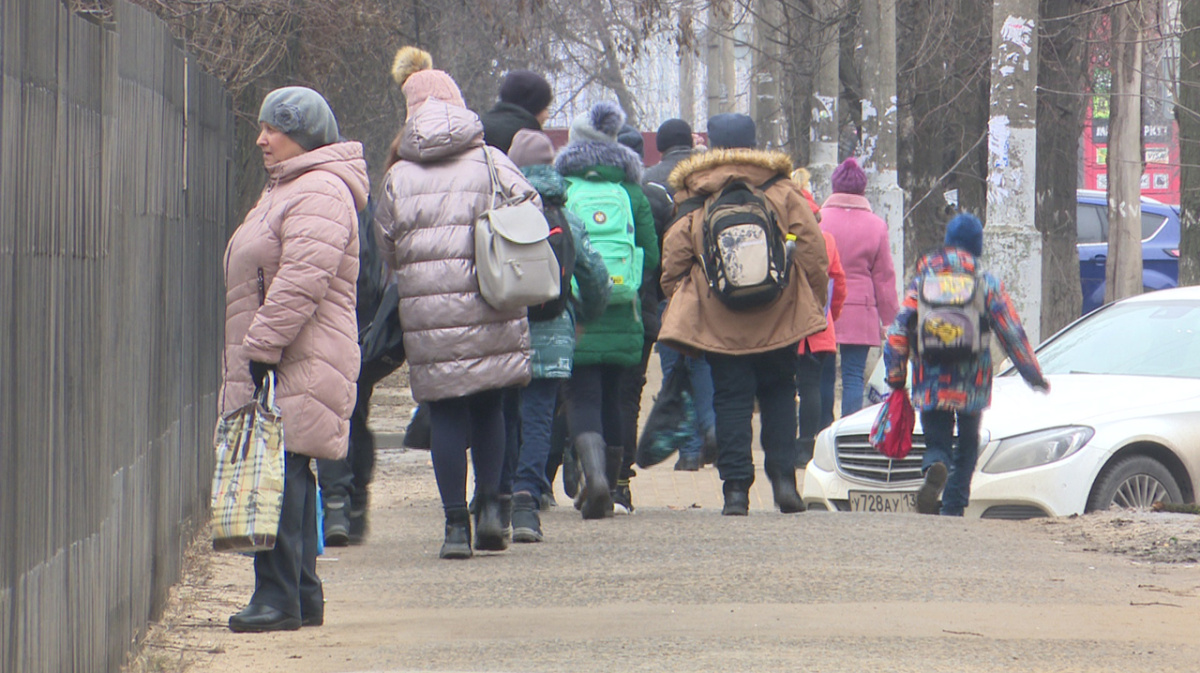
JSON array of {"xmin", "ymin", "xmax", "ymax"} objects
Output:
[{"xmin": 0, "ymin": 1, "xmax": 234, "ymax": 671}]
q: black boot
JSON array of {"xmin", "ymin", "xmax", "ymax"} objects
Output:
[
  {"xmin": 575, "ymin": 432, "xmax": 613, "ymax": 520},
  {"xmin": 767, "ymin": 467, "xmax": 805, "ymax": 513},
  {"xmin": 474, "ymin": 491, "xmax": 511, "ymax": 551},
  {"xmin": 511, "ymin": 492, "xmax": 543, "ymax": 543},
  {"xmin": 347, "ymin": 493, "xmax": 368, "ymax": 545},
  {"xmin": 607, "ymin": 445, "xmax": 631, "ymax": 515},
  {"xmin": 440, "ymin": 506, "xmax": 472, "ymax": 560},
  {"xmin": 322, "ymin": 494, "xmax": 350, "ymax": 547},
  {"xmin": 562, "ymin": 439, "xmax": 581, "ymax": 500},
  {"xmin": 722, "ymin": 479, "xmax": 751, "ymax": 516},
  {"xmin": 701, "ymin": 428, "xmax": 719, "ymax": 466}
]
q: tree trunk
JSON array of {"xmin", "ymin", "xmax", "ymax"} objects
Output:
[
  {"xmin": 1105, "ymin": 0, "xmax": 1145, "ymax": 304},
  {"xmin": 860, "ymin": 0, "xmax": 904, "ymax": 279},
  {"xmin": 898, "ymin": 0, "xmax": 952, "ymax": 273},
  {"xmin": 751, "ymin": 0, "xmax": 783, "ymax": 149},
  {"xmin": 808, "ymin": 0, "xmax": 841, "ymax": 200},
  {"xmin": 1178, "ymin": 0, "xmax": 1200, "ymax": 285},
  {"xmin": 679, "ymin": 0, "xmax": 697, "ymax": 124},
  {"xmin": 985, "ymin": 2, "xmax": 1042, "ymax": 344},
  {"xmin": 1036, "ymin": 0, "xmax": 1087, "ymax": 336}
]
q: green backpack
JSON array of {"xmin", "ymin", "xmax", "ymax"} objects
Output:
[{"xmin": 564, "ymin": 175, "xmax": 643, "ymax": 305}]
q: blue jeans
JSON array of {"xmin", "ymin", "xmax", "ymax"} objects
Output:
[
  {"xmin": 919, "ymin": 410, "xmax": 982, "ymax": 516},
  {"xmin": 834, "ymin": 344, "xmax": 870, "ymax": 417},
  {"xmin": 656, "ymin": 343, "xmax": 716, "ymax": 459},
  {"xmin": 513, "ymin": 378, "xmax": 562, "ymax": 500}
]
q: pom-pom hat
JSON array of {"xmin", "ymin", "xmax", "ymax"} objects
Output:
[
  {"xmin": 568, "ymin": 101, "xmax": 625, "ymax": 145},
  {"xmin": 391, "ymin": 46, "xmax": 465, "ymax": 116}
]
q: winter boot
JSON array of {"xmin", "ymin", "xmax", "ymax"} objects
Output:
[
  {"xmin": 322, "ymin": 494, "xmax": 351, "ymax": 547},
  {"xmin": 474, "ymin": 491, "xmax": 511, "ymax": 551},
  {"xmin": 917, "ymin": 462, "xmax": 948, "ymax": 515},
  {"xmin": 607, "ymin": 445, "xmax": 631, "ymax": 515},
  {"xmin": 722, "ymin": 479, "xmax": 751, "ymax": 516},
  {"xmin": 701, "ymin": 428, "xmax": 719, "ymax": 466},
  {"xmin": 347, "ymin": 493, "xmax": 369, "ymax": 545},
  {"xmin": 767, "ymin": 467, "xmax": 805, "ymax": 513},
  {"xmin": 575, "ymin": 432, "xmax": 613, "ymax": 520},
  {"xmin": 440, "ymin": 506, "xmax": 472, "ymax": 560},
  {"xmin": 562, "ymin": 439, "xmax": 582, "ymax": 500},
  {"xmin": 511, "ymin": 492, "xmax": 544, "ymax": 543}
]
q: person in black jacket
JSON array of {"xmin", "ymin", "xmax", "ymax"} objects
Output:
[
  {"xmin": 643, "ymin": 118, "xmax": 695, "ymax": 192},
  {"xmin": 480, "ymin": 70, "xmax": 553, "ymax": 153}
]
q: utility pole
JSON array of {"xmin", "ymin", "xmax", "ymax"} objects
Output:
[
  {"xmin": 985, "ymin": 3, "xmax": 1041, "ymax": 344},
  {"xmin": 1105, "ymin": 0, "xmax": 1146, "ymax": 303},
  {"xmin": 859, "ymin": 0, "xmax": 904, "ymax": 279},
  {"xmin": 751, "ymin": 0, "xmax": 783, "ymax": 149},
  {"xmin": 808, "ymin": 1, "xmax": 841, "ymax": 202}
]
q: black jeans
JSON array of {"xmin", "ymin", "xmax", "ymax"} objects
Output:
[
  {"xmin": 617, "ymin": 340, "xmax": 655, "ymax": 479},
  {"xmin": 796, "ymin": 350, "xmax": 832, "ymax": 462},
  {"xmin": 317, "ymin": 380, "xmax": 376, "ymax": 509},
  {"xmin": 497, "ymin": 387, "xmax": 522, "ymax": 495},
  {"xmin": 707, "ymin": 346, "xmax": 800, "ymax": 485},
  {"xmin": 565, "ymin": 364, "xmax": 625, "ymax": 446},
  {"xmin": 252, "ymin": 452, "xmax": 322, "ymax": 620},
  {"xmin": 428, "ymin": 389, "xmax": 506, "ymax": 510}
]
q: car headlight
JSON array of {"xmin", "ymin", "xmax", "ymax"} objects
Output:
[
  {"xmin": 981, "ymin": 426, "xmax": 1094, "ymax": 474},
  {"xmin": 812, "ymin": 425, "xmax": 837, "ymax": 472}
]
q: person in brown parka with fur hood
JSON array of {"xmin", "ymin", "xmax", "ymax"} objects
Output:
[
  {"xmin": 659, "ymin": 113, "xmax": 828, "ymax": 518},
  {"xmin": 221, "ymin": 86, "xmax": 368, "ymax": 632},
  {"xmin": 374, "ymin": 48, "xmax": 538, "ymax": 560}
]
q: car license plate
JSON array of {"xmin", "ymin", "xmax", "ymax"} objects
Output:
[{"xmin": 848, "ymin": 490, "xmax": 917, "ymax": 513}]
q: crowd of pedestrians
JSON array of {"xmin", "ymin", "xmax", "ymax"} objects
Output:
[{"xmin": 216, "ymin": 46, "xmax": 1045, "ymax": 632}]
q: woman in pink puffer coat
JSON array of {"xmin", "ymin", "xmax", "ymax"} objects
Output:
[
  {"xmin": 220, "ymin": 86, "xmax": 368, "ymax": 633},
  {"xmin": 374, "ymin": 48, "xmax": 536, "ymax": 560}
]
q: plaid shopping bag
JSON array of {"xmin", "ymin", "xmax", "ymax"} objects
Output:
[{"xmin": 210, "ymin": 371, "xmax": 286, "ymax": 553}]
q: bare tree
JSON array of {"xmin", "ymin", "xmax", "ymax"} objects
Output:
[
  {"xmin": 1178, "ymin": 0, "xmax": 1200, "ymax": 286},
  {"xmin": 1106, "ymin": 0, "xmax": 1147, "ymax": 304}
]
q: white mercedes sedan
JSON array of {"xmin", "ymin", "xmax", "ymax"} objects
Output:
[{"xmin": 802, "ymin": 286, "xmax": 1200, "ymax": 519}]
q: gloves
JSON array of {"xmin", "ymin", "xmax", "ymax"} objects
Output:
[{"xmin": 249, "ymin": 360, "xmax": 275, "ymax": 391}]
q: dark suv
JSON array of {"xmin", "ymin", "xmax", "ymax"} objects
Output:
[{"xmin": 1076, "ymin": 189, "xmax": 1180, "ymax": 314}]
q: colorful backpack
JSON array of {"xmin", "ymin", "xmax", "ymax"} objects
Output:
[
  {"xmin": 915, "ymin": 270, "xmax": 989, "ymax": 360},
  {"xmin": 676, "ymin": 175, "xmax": 790, "ymax": 311},
  {"xmin": 564, "ymin": 175, "xmax": 642, "ymax": 306}
]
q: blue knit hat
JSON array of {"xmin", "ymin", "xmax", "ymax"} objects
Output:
[{"xmin": 944, "ymin": 213, "xmax": 984, "ymax": 257}]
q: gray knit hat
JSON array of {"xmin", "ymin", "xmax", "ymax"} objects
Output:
[
  {"xmin": 568, "ymin": 101, "xmax": 625, "ymax": 145},
  {"xmin": 257, "ymin": 86, "xmax": 340, "ymax": 151}
]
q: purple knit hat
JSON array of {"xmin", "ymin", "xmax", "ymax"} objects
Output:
[{"xmin": 831, "ymin": 157, "xmax": 867, "ymax": 195}]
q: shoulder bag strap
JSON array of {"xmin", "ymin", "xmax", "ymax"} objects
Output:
[{"xmin": 482, "ymin": 147, "xmax": 504, "ymax": 210}]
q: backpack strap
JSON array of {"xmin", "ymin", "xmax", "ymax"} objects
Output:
[
  {"xmin": 758, "ymin": 174, "xmax": 787, "ymax": 191},
  {"xmin": 668, "ymin": 194, "xmax": 706, "ymax": 230}
]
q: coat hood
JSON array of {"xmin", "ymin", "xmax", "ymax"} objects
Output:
[
  {"xmin": 267, "ymin": 141, "xmax": 370, "ymax": 211},
  {"xmin": 667, "ymin": 148, "xmax": 792, "ymax": 193},
  {"xmin": 398, "ymin": 98, "xmax": 485, "ymax": 163},
  {"xmin": 822, "ymin": 192, "xmax": 874, "ymax": 211},
  {"xmin": 554, "ymin": 140, "xmax": 643, "ymax": 184},
  {"xmin": 916, "ymin": 248, "xmax": 979, "ymax": 276},
  {"xmin": 520, "ymin": 164, "xmax": 567, "ymax": 206}
]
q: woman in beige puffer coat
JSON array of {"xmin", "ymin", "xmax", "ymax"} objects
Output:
[
  {"xmin": 374, "ymin": 48, "xmax": 536, "ymax": 560},
  {"xmin": 220, "ymin": 86, "xmax": 368, "ymax": 632}
]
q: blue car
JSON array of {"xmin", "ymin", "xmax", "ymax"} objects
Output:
[{"xmin": 1076, "ymin": 189, "xmax": 1180, "ymax": 315}]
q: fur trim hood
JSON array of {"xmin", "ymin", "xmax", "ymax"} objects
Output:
[
  {"xmin": 554, "ymin": 140, "xmax": 644, "ymax": 184},
  {"xmin": 667, "ymin": 148, "xmax": 793, "ymax": 193}
]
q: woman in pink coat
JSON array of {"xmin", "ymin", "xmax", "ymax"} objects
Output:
[
  {"xmin": 220, "ymin": 87, "xmax": 368, "ymax": 632},
  {"xmin": 819, "ymin": 157, "xmax": 898, "ymax": 417}
]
